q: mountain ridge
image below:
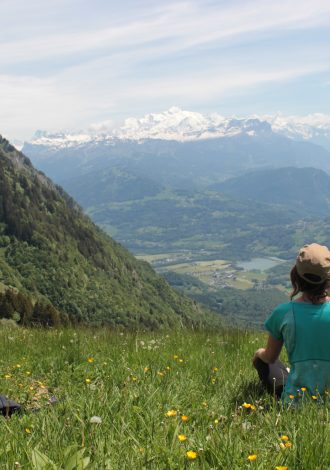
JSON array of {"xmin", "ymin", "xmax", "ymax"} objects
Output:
[{"xmin": 211, "ymin": 167, "xmax": 330, "ymax": 217}]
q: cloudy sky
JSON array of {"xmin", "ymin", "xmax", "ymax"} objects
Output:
[{"xmin": 1, "ymin": 0, "xmax": 329, "ymax": 140}]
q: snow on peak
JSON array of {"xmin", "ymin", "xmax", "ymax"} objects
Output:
[
  {"xmin": 114, "ymin": 108, "xmax": 273, "ymax": 141},
  {"xmin": 26, "ymin": 108, "xmax": 330, "ymax": 149},
  {"xmin": 261, "ymin": 113, "xmax": 330, "ymax": 143},
  {"xmin": 30, "ymin": 129, "xmax": 94, "ymax": 148},
  {"xmin": 116, "ymin": 107, "xmax": 222, "ymax": 140}
]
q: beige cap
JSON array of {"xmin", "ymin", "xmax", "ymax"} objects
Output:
[{"xmin": 296, "ymin": 243, "xmax": 330, "ymax": 284}]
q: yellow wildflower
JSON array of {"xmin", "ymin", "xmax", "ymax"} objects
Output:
[
  {"xmin": 280, "ymin": 435, "xmax": 289, "ymax": 442},
  {"xmin": 173, "ymin": 355, "xmax": 179, "ymax": 359},
  {"xmin": 214, "ymin": 419, "xmax": 219, "ymax": 424},
  {"xmin": 157, "ymin": 371, "xmax": 164, "ymax": 377},
  {"xmin": 242, "ymin": 403, "xmax": 256, "ymax": 410},
  {"xmin": 181, "ymin": 415, "xmax": 189, "ymax": 422},
  {"xmin": 4, "ymin": 374, "xmax": 11, "ymax": 379},
  {"xmin": 312, "ymin": 395, "xmax": 317, "ymax": 400},
  {"xmin": 87, "ymin": 357, "xmax": 94, "ymax": 363},
  {"xmin": 301, "ymin": 387, "xmax": 307, "ymax": 392},
  {"xmin": 213, "ymin": 367, "xmax": 219, "ymax": 372},
  {"xmin": 179, "ymin": 359, "xmax": 184, "ymax": 363},
  {"xmin": 284, "ymin": 442, "xmax": 292, "ymax": 449},
  {"xmin": 15, "ymin": 364, "xmax": 21, "ymax": 368},
  {"xmin": 165, "ymin": 409, "xmax": 177, "ymax": 417},
  {"xmin": 178, "ymin": 434, "xmax": 187, "ymax": 442},
  {"xmin": 247, "ymin": 454, "xmax": 257, "ymax": 461},
  {"xmin": 276, "ymin": 467, "xmax": 288, "ymax": 470},
  {"xmin": 85, "ymin": 378, "xmax": 91, "ymax": 384},
  {"xmin": 25, "ymin": 428, "xmax": 31, "ymax": 434},
  {"xmin": 289, "ymin": 395, "xmax": 295, "ymax": 400},
  {"xmin": 186, "ymin": 450, "xmax": 198, "ymax": 460},
  {"xmin": 144, "ymin": 367, "xmax": 149, "ymax": 373},
  {"xmin": 166, "ymin": 366, "xmax": 171, "ymax": 370}
]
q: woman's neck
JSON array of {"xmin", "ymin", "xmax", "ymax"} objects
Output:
[{"xmin": 296, "ymin": 293, "xmax": 330, "ymax": 304}]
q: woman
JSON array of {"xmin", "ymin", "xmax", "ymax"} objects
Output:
[{"xmin": 253, "ymin": 243, "xmax": 330, "ymax": 400}]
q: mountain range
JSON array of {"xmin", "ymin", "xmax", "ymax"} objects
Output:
[
  {"xmin": 20, "ymin": 107, "xmax": 330, "ymax": 262},
  {"xmin": 23, "ymin": 125, "xmax": 330, "ymax": 192},
  {"xmin": 23, "ymin": 107, "xmax": 330, "ymax": 149}
]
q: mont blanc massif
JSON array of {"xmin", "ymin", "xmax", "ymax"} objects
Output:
[{"xmin": 2, "ymin": 107, "xmax": 330, "ymax": 327}]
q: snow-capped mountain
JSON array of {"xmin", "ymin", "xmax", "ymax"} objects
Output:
[
  {"xmin": 26, "ymin": 107, "xmax": 330, "ymax": 150},
  {"xmin": 265, "ymin": 113, "xmax": 330, "ymax": 150},
  {"xmin": 115, "ymin": 107, "xmax": 272, "ymax": 141},
  {"xmin": 26, "ymin": 107, "xmax": 272, "ymax": 149}
]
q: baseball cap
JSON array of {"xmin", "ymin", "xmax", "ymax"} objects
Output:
[{"xmin": 296, "ymin": 243, "xmax": 330, "ymax": 284}]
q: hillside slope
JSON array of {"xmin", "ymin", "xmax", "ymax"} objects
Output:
[
  {"xmin": 211, "ymin": 167, "xmax": 330, "ymax": 217},
  {"xmin": 0, "ymin": 136, "xmax": 216, "ymax": 328}
]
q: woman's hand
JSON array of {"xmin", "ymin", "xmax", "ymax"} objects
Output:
[
  {"xmin": 253, "ymin": 336, "xmax": 283, "ymax": 365},
  {"xmin": 253, "ymin": 348, "xmax": 267, "ymax": 365}
]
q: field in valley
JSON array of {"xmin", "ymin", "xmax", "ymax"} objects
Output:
[
  {"xmin": 0, "ymin": 325, "xmax": 328, "ymax": 469},
  {"xmin": 137, "ymin": 253, "xmax": 285, "ymax": 291}
]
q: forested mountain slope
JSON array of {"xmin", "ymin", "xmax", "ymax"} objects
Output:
[{"xmin": 0, "ymin": 137, "xmax": 217, "ymax": 328}]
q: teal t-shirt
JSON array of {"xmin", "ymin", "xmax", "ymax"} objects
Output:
[{"xmin": 265, "ymin": 301, "xmax": 330, "ymax": 399}]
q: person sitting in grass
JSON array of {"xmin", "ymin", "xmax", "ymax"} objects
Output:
[{"xmin": 253, "ymin": 243, "xmax": 330, "ymax": 401}]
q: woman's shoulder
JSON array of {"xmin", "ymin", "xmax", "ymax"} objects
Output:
[{"xmin": 271, "ymin": 301, "xmax": 293, "ymax": 315}]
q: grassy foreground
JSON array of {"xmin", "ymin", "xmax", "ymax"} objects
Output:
[{"xmin": 0, "ymin": 325, "xmax": 328, "ymax": 469}]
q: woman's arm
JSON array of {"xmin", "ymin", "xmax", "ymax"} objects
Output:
[{"xmin": 253, "ymin": 334, "xmax": 283, "ymax": 365}]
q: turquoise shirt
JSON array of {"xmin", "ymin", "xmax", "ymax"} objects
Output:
[{"xmin": 265, "ymin": 301, "xmax": 330, "ymax": 399}]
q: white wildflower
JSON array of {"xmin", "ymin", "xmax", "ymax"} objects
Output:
[{"xmin": 90, "ymin": 416, "xmax": 102, "ymax": 424}]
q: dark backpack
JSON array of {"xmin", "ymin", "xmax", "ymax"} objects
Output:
[{"xmin": 0, "ymin": 395, "xmax": 21, "ymax": 417}]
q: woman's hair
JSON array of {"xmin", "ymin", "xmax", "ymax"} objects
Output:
[{"xmin": 290, "ymin": 266, "xmax": 330, "ymax": 303}]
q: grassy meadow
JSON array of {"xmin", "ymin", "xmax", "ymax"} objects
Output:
[{"xmin": 0, "ymin": 325, "xmax": 328, "ymax": 469}]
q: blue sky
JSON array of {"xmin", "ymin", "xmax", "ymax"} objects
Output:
[{"xmin": 1, "ymin": 0, "xmax": 329, "ymax": 140}]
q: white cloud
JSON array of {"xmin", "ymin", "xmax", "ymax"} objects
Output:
[
  {"xmin": 1, "ymin": 0, "xmax": 329, "ymax": 66},
  {"xmin": 0, "ymin": 75, "xmax": 89, "ymax": 140},
  {"xmin": 0, "ymin": 0, "xmax": 329, "ymax": 140}
]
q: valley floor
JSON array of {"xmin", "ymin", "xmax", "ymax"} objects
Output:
[
  {"xmin": 137, "ymin": 252, "xmax": 286, "ymax": 290},
  {"xmin": 0, "ymin": 326, "xmax": 328, "ymax": 469}
]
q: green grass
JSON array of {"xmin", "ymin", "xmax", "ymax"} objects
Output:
[{"xmin": 0, "ymin": 326, "xmax": 329, "ymax": 469}]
